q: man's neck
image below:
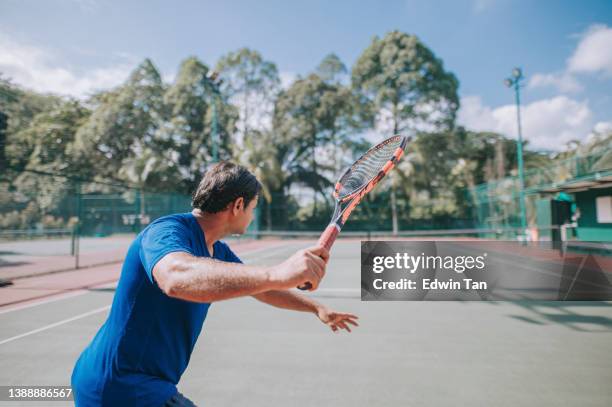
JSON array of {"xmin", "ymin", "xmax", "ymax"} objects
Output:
[{"xmin": 191, "ymin": 209, "xmax": 228, "ymax": 255}]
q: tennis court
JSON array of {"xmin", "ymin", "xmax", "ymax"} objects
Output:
[
  {"xmin": 1, "ymin": 238, "xmax": 611, "ymax": 406},
  {"xmin": 2, "ymin": 3, "xmax": 612, "ymax": 405}
]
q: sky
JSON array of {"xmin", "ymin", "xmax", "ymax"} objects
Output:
[{"xmin": 1, "ymin": 0, "xmax": 611, "ymax": 151}]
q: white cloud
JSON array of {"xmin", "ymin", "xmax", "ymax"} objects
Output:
[
  {"xmin": 458, "ymin": 95, "xmax": 593, "ymax": 151},
  {"xmin": 568, "ymin": 24, "xmax": 612, "ymax": 76},
  {"xmin": 463, "ymin": 24, "xmax": 612, "ymax": 150},
  {"xmin": 529, "ymin": 24, "xmax": 612, "ymax": 95},
  {"xmin": 528, "ymin": 71, "xmax": 583, "ymax": 93},
  {"xmin": 457, "ymin": 96, "xmax": 498, "ymax": 130},
  {"xmin": 593, "ymin": 120, "xmax": 612, "ymax": 134},
  {"xmin": 0, "ymin": 33, "xmax": 133, "ymax": 98},
  {"xmin": 279, "ymin": 71, "xmax": 297, "ymax": 90}
]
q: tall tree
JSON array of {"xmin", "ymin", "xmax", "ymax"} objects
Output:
[
  {"xmin": 238, "ymin": 129, "xmax": 284, "ymax": 230},
  {"xmin": 316, "ymin": 53, "xmax": 347, "ymax": 85},
  {"xmin": 20, "ymin": 100, "xmax": 90, "ymax": 172},
  {"xmin": 352, "ymin": 31, "xmax": 459, "ymax": 133},
  {"xmin": 1, "ymin": 76, "xmax": 61, "ymax": 171},
  {"xmin": 352, "ymin": 30, "xmax": 460, "ymax": 233},
  {"xmin": 215, "ymin": 49, "xmax": 279, "ymax": 218},
  {"xmin": 164, "ymin": 57, "xmax": 237, "ymax": 191},
  {"xmin": 0, "ymin": 111, "xmax": 7, "ymax": 171},
  {"xmin": 73, "ymin": 59, "xmax": 168, "ymax": 187},
  {"xmin": 216, "ymin": 48, "xmax": 280, "ymax": 144},
  {"xmin": 273, "ymin": 74, "xmax": 362, "ymax": 215},
  {"xmin": 7, "ymin": 100, "xmax": 90, "ymax": 219}
]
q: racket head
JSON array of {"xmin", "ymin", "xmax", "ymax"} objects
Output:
[
  {"xmin": 334, "ymin": 135, "xmax": 409, "ymax": 202},
  {"xmin": 301, "ymin": 135, "xmax": 409, "ymax": 291}
]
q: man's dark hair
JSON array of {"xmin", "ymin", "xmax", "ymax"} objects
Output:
[{"xmin": 192, "ymin": 161, "xmax": 262, "ymax": 213}]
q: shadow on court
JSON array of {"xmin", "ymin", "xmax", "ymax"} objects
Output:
[{"xmin": 504, "ymin": 300, "xmax": 612, "ymax": 332}]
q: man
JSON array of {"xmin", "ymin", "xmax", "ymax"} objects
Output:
[{"xmin": 72, "ymin": 161, "xmax": 359, "ymax": 406}]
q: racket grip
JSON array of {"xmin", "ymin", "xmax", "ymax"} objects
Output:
[
  {"xmin": 318, "ymin": 224, "xmax": 340, "ymax": 251},
  {"xmin": 297, "ymin": 225, "xmax": 339, "ymax": 291}
]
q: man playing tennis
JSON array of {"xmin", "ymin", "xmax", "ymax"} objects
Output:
[{"xmin": 71, "ymin": 161, "xmax": 358, "ymax": 407}]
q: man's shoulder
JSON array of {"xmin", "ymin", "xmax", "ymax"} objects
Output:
[
  {"xmin": 146, "ymin": 212, "xmax": 193, "ymax": 229},
  {"xmin": 151, "ymin": 212, "xmax": 192, "ymax": 225},
  {"xmin": 137, "ymin": 213, "xmax": 194, "ymax": 239}
]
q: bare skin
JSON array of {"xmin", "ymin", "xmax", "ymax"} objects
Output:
[{"xmin": 152, "ymin": 196, "xmax": 359, "ymax": 333}]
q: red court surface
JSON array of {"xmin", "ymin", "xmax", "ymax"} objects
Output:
[{"xmin": 0, "ymin": 238, "xmax": 295, "ymax": 309}]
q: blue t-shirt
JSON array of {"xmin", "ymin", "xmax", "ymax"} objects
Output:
[{"xmin": 72, "ymin": 213, "xmax": 242, "ymax": 406}]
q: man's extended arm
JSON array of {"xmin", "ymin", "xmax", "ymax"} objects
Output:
[
  {"xmin": 253, "ymin": 290, "xmax": 360, "ymax": 333},
  {"xmin": 152, "ymin": 246, "xmax": 328, "ymax": 303},
  {"xmin": 253, "ymin": 289, "xmax": 322, "ymax": 313}
]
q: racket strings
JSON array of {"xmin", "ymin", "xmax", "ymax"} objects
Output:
[{"xmin": 337, "ymin": 137, "xmax": 403, "ymax": 199}]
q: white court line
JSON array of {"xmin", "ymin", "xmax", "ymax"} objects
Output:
[
  {"xmin": 316, "ymin": 288, "xmax": 360, "ymax": 293},
  {"xmin": 234, "ymin": 241, "xmax": 307, "ymax": 259},
  {"xmin": 0, "ymin": 242, "xmax": 345, "ymax": 345},
  {"xmin": 0, "ymin": 242, "xmax": 298, "ymax": 315},
  {"xmin": 239, "ymin": 242, "xmax": 307, "ymax": 261},
  {"xmin": 0, "ymin": 305, "xmax": 110, "ymax": 346},
  {"xmin": 0, "ymin": 282, "xmax": 116, "ymax": 315},
  {"xmin": 0, "ymin": 290, "xmax": 90, "ymax": 315}
]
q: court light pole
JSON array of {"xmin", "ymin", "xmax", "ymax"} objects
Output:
[{"xmin": 504, "ymin": 67, "xmax": 528, "ymax": 238}]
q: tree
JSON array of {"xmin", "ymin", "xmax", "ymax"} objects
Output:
[
  {"xmin": 0, "ymin": 111, "xmax": 7, "ymax": 171},
  {"xmin": 1, "ymin": 76, "xmax": 62, "ymax": 171},
  {"xmin": 215, "ymin": 49, "xmax": 280, "ymax": 220},
  {"xmin": 316, "ymin": 53, "xmax": 347, "ymax": 85},
  {"xmin": 2, "ymin": 100, "xmax": 90, "ymax": 222},
  {"xmin": 164, "ymin": 57, "xmax": 238, "ymax": 191},
  {"xmin": 352, "ymin": 31, "xmax": 459, "ymax": 133},
  {"xmin": 238, "ymin": 129, "xmax": 284, "ymax": 230},
  {"xmin": 273, "ymin": 74, "xmax": 363, "ymax": 216},
  {"xmin": 19, "ymin": 100, "xmax": 90, "ymax": 172},
  {"xmin": 216, "ymin": 48, "xmax": 280, "ymax": 144},
  {"xmin": 555, "ymin": 126, "xmax": 612, "ymax": 172},
  {"xmin": 73, "ymin": 59, "xmax": 168, "ymax": 187},
  {"xmin": 352, "ymin": 31, "xmax": 460, "ymax": 233}
]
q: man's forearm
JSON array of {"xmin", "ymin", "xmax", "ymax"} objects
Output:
[
  {"xmin": 253, "ymin": 290, "xmax": 324, "ymax": 314},
  {"xmin": 159, "ymin": 253, "xmax": 279, "ymax": 303}
]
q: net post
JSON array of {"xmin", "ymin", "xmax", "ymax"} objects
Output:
[{"xmin": 74, "ymin": 181, "xmax": 81, "ymax": 270}]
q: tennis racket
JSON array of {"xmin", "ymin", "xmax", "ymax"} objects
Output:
[{"xmin": 299, "ymin": 135, "xmax": 410, "ymax": 290}]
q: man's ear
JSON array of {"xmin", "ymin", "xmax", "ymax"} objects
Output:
[{"xmin": 232, "ymin": 197, "xmax": 244, "ymax": 215}]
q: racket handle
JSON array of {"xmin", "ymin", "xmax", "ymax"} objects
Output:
[
  {"xmin": 318, "ymin": 224, "xmax": 340, "ymax": 251},
  {"xmin": 297, "ymin": 225, "xmax": 339, "ymax": 291}
]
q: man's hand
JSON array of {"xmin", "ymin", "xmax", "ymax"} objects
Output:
[
  {"xmin": 270, "ymin": 246, "xmax": 329, "ymax": 291},
  {"xmin": 317, "ymin": 306, "xmax": 359, "ymax": 333}
]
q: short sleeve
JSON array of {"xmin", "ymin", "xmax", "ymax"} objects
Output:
[
  {"xmin": 218, "ymin": 242, "xmax": 243, "ymax": 264},
  {"xmin": 139, "ymin": 218, "xmax": 195, "ymax": 284}
]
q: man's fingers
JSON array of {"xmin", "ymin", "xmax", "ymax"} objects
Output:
[
  {"xmin": 335, "ymin": 312, "xmax": 359, "ymax": 320},
  {"xmin": 337, "ymin": 321, "xmax": 351, "ymax": 332},
  {"xmin": 306, "ymin": 271, "xmax": 319, "ymax": 291},
  {"xmin": 307, "ymin": 245, "xmax": 330, "ymax": 263},
  {"xmin": 305, "ymin": 252, "xmax": 326, "ymax": 276},
  {"xmin": 345, "ymin": 318, "xmax": 359, "ymax": 327},
  {"xmin": 304, "ymin": 253, "xmax": 326, "ymax": 285}
]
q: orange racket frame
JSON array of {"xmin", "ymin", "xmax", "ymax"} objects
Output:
[{"xmin": 298, "ymin": 135, "xmax": 410, "ymax": 290}]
